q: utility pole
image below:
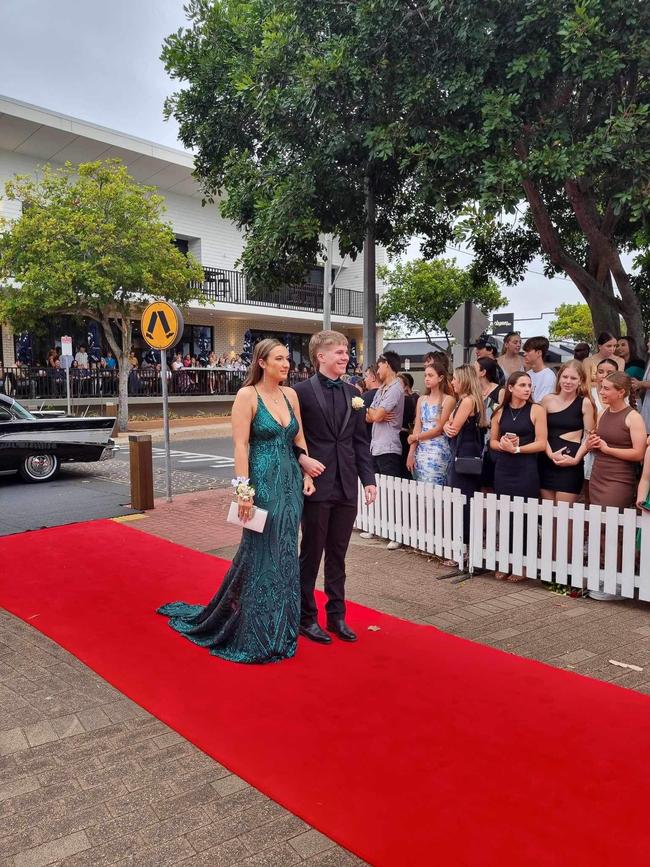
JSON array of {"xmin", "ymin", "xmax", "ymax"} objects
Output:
[
  {"xmin": 323, "ymin": 233, "xmax": 333, "ymax": 331},
  {"xmin": 363, "ymin": 174, "xmax": 376, "ymax": 365}
]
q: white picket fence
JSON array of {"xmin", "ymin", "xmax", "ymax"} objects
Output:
[
  {"xmin": 356, "ymin": 476, "xmax": 650, "ymax": 599},
  {"xmin": 355, "ymin": 474, "xmax": 466, "ymax": 568},
  {"xmin": 470, "ymin": 492, "xmax": 650, "ymax": 600}
]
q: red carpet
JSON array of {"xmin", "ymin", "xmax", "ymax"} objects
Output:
[{"xmin": 2, "ymin": 520, "xmax": 650, "ymax": 865}]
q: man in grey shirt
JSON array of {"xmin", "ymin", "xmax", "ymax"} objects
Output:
[
  {"xmin": 362, "ymin": 350, "xmax": 405, "ymax": 549},
  {"xmin": 367, "ymin": 351, "xmax": 405, "ymax": 478}
]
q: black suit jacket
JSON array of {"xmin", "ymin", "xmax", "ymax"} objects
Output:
[{"xmin": 294, "ymin": 375, "xmax": 375, "ymax": 502}]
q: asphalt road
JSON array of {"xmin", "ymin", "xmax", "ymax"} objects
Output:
[
  {"xmin": 0, "ymin": 470, "xmax": 137, "ymax": 536},
  {"xmin": 0, "ymin": 437, "xmax": 236, "ymax": 537},
  {"xmin": 113, "ymin": 436, "xmax": 235, "ymax": 479}
]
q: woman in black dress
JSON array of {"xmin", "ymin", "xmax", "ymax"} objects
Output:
[
  {"xmin": 443, "ymin": 364, "xmax": 486, "ymax": 564},
  {"xmin": 490, "ymin": 371, "xmax": 548, "ymax": 581},
  {"xmin": 476, "ymin": 357, "xmax": 503, "ymax": 491},
  {"xmin": 539, "ymin": 361, "xmax": 595, "ymax": 504}
]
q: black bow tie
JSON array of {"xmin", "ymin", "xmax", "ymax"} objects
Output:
[{"xmin": 324, "ymin": 378, "xmax": 343, "ymax": 389}]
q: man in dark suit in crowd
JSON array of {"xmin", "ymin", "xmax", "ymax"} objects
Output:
[{"xmin": 294, "ymin": 331, "xmax": 377, "ymax": 644}]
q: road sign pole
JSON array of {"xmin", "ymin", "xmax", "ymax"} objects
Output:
[
  {"xmin": 160, "ymin": 352, "xmax": 172, "ymax": 503},
  {"xmin": 463, "ymin": 299, "xmax": 472, "ymax": 363},
  {"xmin": 65, "ymin": 366, "xmax": 71, "ymax": 415}
]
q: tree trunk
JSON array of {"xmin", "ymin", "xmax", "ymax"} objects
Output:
[
  {"xmin": 363, "ymin": 171, "xmax": 377, "ymax": 366},
  {"xmin": 99, "ymin": 313, "xmax": 131, "ymax": 433},
  {"xmin": 117, "ymin": 317, "xmax": 131, "ymax": 433}
]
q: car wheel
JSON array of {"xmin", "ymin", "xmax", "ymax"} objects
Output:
[{"xmin": 19, "ymin": 453, "xmax": 60, "ymax": 483}]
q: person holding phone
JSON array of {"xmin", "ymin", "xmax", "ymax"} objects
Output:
[
  {"xmin": 490, "ymin": 371, "xmax": 548, "ymax": 580},
  {"xmin": 539, "ymin": 361, "xmax": 595, "ymax": 504}
]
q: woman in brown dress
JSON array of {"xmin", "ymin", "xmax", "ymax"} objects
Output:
[{"xmin": 588, "ymin": 372, "xmax": 646, "ymax": 509}]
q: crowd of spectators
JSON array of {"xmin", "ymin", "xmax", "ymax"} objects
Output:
[{"xmin": 357, "ymin": 334, "xmax": 650, "ymax": 578}]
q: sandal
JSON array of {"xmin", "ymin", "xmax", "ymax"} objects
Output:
[
  {"xmin": 494, "ymin": 571, "xmax": 510, "ymax": 581},
  {"xmin": 506, "ymin": 573, "xmax": 527, "ymax": 583}
]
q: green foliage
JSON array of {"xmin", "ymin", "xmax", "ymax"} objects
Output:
[
  {"xmin": 0, "ymin": 160, "xmax": 204, "ymax": 428},
  {"xmin": 161, "ymin": 0, "xmax": 438, "ymax": 285},
  {"xmin": 162, "ymin": 0, "xmax": 650, "ymax": 344},
  {"xmin": 377, "ymin": 259, "xmax": 507, "ymax": 348},
  {"xmin": 0, "ymin": 160, "xmax": 203, "ymax": 330},
  {"xmin": 548, "ymin": 303, "xmax": 595, "ymax": 343}
]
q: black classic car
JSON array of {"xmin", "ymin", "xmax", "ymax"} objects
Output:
[{"xmin": 0, "ymin": 394, "xmax": 116, "ymax": 483}]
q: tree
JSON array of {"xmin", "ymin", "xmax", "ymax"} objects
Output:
[
  {"xmin": 162, "ymin": 1, "xmax": 650, "ymax": 352},
  {"xmin": 0, "ymin": 160, "xmax": 204, "ymax": 430},
  {"xmin": 377, "ymin": 259, "xmax": 507, "ymax": 351},
  {"xmin": 548, "ymin": 303, "xmax": 594, "ymax": 343},
  {"xmin": 399, "ymin": 0, "xmax": 650, "ymax": 349},
  {"xmin": 161, "ymin": 0, "xmax": 437, "ymax": 362}
]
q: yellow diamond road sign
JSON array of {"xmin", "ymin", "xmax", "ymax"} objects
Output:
[{"xmin": 141, "ymin": 301, "xmax": 184, "ymax": 351}]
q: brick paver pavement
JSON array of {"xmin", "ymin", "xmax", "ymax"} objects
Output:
[{"xmin": 3, "ymin": 489, "xmax": 650, "ymax": 866}]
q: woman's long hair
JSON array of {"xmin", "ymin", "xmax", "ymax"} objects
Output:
[
  {"xmin": 495, "ymin": 370, "xmax": 533, "ymax": 416},
  {"xmin": 453, "ymin": 364, "xmax": 486, "ymax": 426},
  {"xmin": 604, "ymin": 370, "xmax": 637, "ymax": 409},
  {"xmin": 424, "ymin": 360, "xmax": 453, "ymax": 398},
  {"xmin": 242, "ymin": 338, "xmax": 284, "ymax": 388},
  {"xmin": 555, "ymin": 359, "xmax": 596, "ymax": 418},
  {"xmin": 477, "ymin": 356, "xmax": 500, "ymax": 385}
]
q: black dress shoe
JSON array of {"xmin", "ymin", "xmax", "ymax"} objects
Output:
[
  {"xmin": 326, "ymin": 619, "xmax": 357, "ymax": 642},
  {"xmin": 299, "ymin": 622, "xmax": 332, "ymax": 644}
]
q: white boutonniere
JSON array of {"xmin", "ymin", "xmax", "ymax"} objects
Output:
[{"xmin": 351, "ymin": 396, "xmax": 364, "ymax": 410}]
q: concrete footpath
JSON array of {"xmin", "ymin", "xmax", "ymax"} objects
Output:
[{"xmin": 2, "ymin": 489, "xmax": 650, "ymax": 866}]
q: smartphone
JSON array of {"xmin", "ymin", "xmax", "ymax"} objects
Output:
[{"xmin": 504, "ymin": 432, "xmax": 517, "ymax": 439}]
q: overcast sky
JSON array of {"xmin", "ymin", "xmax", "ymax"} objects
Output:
[{"xmin": 0, "ymin": 0, "xmax": 582, "ymax": 335}]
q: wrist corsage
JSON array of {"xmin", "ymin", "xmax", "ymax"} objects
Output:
[
  {"xmin": 232, "ymin": 476, "xmax": 255, "ymax": 500},
  {"xmin": 351, "ymin": 396, "xmax": 364, "ymax": 410}
]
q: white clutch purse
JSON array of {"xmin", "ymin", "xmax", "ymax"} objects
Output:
[{"xmin": 226, "ymin": 500, "xmax": 268, "ymax": 533}]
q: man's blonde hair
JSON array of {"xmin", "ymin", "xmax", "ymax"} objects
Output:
[{"xmin": 309, "ymin": 330, "xmax": 348, "ymax": 368}]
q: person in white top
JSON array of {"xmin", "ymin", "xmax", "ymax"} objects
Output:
[
  {"xmin": 522, "ymin": 336, "xmax": 556, "ymax": 402},
  {"xmin": 74, "ymin": 345, "xmax": 89, "ymax": 368}
]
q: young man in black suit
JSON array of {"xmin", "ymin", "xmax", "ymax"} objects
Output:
[{"xmin": 294, "ymin": 331, "xmax": 377, "ymax": 644}]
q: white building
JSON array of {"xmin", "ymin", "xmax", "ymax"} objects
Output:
[{"xmin": 0, "ymin": 96, "xmax": 384, "ymax": 372}]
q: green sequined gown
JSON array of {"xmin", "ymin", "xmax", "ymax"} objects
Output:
[{"xmin": 157, "ymin": 395, "xmax": 302, "ymax": 664}]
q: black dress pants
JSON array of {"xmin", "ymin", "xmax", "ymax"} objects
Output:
[{"xmin": 299, "ymin": 498, "xmax": 358, "ymax": 625}]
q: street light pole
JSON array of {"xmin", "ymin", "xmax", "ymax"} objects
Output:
[{"xmin": 323, "ymin": 233, "xmax": 333, "ymax": 331}]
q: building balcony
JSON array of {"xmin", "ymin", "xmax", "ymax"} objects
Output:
[{"xmin": 201, "ymin": 267, "xmax": 367, "ymax": 319}]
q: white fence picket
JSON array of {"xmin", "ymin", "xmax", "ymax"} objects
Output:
[
  {"xmin": 424, "ymin": 483, "xmax": 435, "ymax": 554},
  {"xmin": 432, "ymin": 484, "xmax": 443, "ymax": 555},
  {"xmin": 554, "ymin": 501, "xmax": 569, "ymax": 585},
  {"xmin": 525, "ymin": 498, "xmax": 539, "ymax": 578},
  {"xmin": 451, "ymin": 488, "xmax": 465, "ymax": 567},
  {"xmin": 586, "ymin": 506, "xmax": 602, "ymax": 592},
  {"xmin": 568, "ymin": 502, "xmax": 585, "ymax": 589},
  {"xmin": 484, "ymin": 493, "xmax": 498, "ymax": 571},
  {"xmin": 620, "ymin": 509, "xmax": 637, "ymax": 599},
  {"xmin": 510, "ymin": 497, "xmax": 525, "ymax": 578},
  {"xmin": 602, "ymin": 507, "xmax": 619, "ymax": 596},
  {"xmin": 497, "ymin": 495, "xmax": 511, "ymax": 574},
  {"xmin": 638, "ymin": 513, "xmax": 650, "ymax": 601},
  {"xmin": 470, "ymin": 493, "xmax": 484, "ymax": 572},
  {"xmin": 539, "ymin": 499, "xmax": 554, "ymax": 583}
]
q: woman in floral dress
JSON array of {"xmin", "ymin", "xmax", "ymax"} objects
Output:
[{"xmin": 407, "ymin": 360, "xmax": 455, "ymax": 484}]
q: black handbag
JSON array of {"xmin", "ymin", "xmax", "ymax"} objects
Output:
[
  {"xmin": 454, "ymin": 455, "xmax": 483, "ymax": 475},
  {"xmin": 452, "ymin": 407, "xmax": 484, "ymax": 476}
]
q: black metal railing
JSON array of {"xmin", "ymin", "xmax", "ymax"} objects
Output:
[
  {"xmin": 201, "ymin": 267, "xmax": 367, "ymax": 317},
  {"xmin": 0, "ymin": 366, "xmax": 310, "ymax": 402}
]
